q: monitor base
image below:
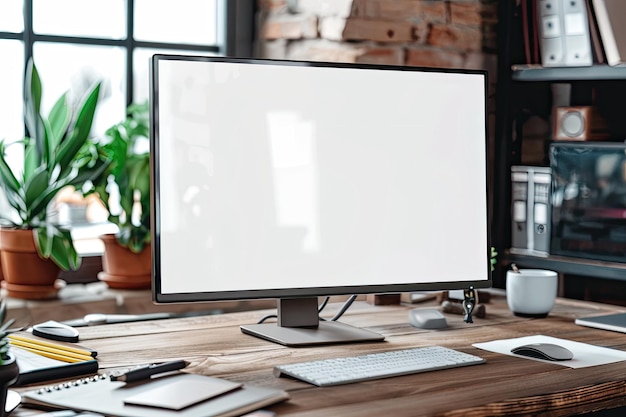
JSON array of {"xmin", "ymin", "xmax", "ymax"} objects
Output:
[{"xmin": 240, "ymin": 321, "xmax": 385, "ymax": 347}]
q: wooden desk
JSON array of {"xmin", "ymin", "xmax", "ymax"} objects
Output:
[{"xmin": 11, "ymin": 292, "xmax": 626, "ymax": 416}]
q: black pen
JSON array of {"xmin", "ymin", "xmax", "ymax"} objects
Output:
[{"xmin": 110, "ymin": 360, "xmax": 190, "ymax": 382}]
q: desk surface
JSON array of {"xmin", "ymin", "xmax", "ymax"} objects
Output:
[{"xmin": 12, "ymin": 292, "xmax": 626, "ymax": 416}]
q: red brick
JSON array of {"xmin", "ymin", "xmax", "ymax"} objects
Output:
[
  {"xmin": 355, "ymin": 47, "xmax": 405, "ymax": 65},
  {"xmin": 352, "ymin": 0, "xmax": 422, "ymax": 20},
  {"xmin": 343, "ymin": 17, "xmax": 414, "ymax": 42},
  {"xmin": 406, "ymin": 48, "xmax": 465, "ymax": 68},
  {"xmin": 427, "ymin": 23, "xmax": 482, "ymax": 51},
  {"xmin": 261, "ymin": 13, "xmax": 319, "ymax": 40},
  {"xmin": 422, "ymin": 0, "xmax": 447, "ymax": 23},
  {"xmin": 450, "ymin": 1, "xmax": 482, "ymax": 26}
]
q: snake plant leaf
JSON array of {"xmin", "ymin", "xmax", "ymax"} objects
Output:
[
  {"xmin": 34, "ymin": 225, "xmax": 54, "ymax": 258},
  {"xmin": 23, "ymin": 136, "xmax": 38, "ymax": 183},
  {"xmin": 23, "ymin": 166, "xmax": 49, "ymax": 210},
  {"xmin": 28, "ymin": 180, "xmax": 72, "ymax": 223},
  {"xmin": 47, "ymin": 92, "xmax": 71, "ymax": 161},
  {"xmin": 34, "ymin": 225, "xmax": 80, "ymax": 271},
  {"xmin": 54, "ymin": 227, "xmax": 80, "ymax": 271},
  {"xmin": 57, "ymin": 83, "xmax": 100, "ymax": 176},
  {"xmin": 23, "ymin": 60, "xmax": 44, "ymax": 156},
  {"xmin": 0, "ymin": 141, "xmax": 20, "ymax": 195},
  {"xmin": 1, "ymin": 60, "xmax": 104, "ymax": 270}
]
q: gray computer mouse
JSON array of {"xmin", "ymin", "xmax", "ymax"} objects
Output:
[
  {"xmin": 511, "ymin": 343, "xmax": 573, "ymax": 361},
  {"xmin": 408, "ymin": 308, "xmax": 448, "ymax": 329}
]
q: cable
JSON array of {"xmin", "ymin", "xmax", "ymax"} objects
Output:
[
  {"xmin": 256, "ymin": 296, "xmax": 355, "ymax": 324},
  {"xmin": 327, "ymin": 295, "xmax": 357, "ymax": 321}
]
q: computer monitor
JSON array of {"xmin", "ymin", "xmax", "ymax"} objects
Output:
[{"xmin": 150, "ymin": 55, "xmax": 491, "ymax": 346}]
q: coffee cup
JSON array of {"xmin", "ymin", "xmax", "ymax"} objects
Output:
[{"xmin": 506, "ymin": 269, "xmax": 558, "ymax": 318}]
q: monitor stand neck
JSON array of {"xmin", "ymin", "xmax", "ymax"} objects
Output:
[{"xmin": 240, "ymin": 297, "xmax": 385, "ymax": 347}]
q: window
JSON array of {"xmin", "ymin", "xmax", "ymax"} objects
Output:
[{"xmin": 0, "ymin": 0, "xmax": 253, "ymax": 154}]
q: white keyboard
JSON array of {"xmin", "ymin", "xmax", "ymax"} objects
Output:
[{"xmin": 273, "ymin": 346, "xmax": 485, "ymax": 386}]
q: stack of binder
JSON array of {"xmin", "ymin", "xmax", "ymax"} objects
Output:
[
  {"xmin": 522, "ymin": 0, "xmax": 625, "ymax": 67},
  {"xmin": 510, "ymin": 166, "xmax": 552, "ymax": 257},
  {"xmin": 536, "ymin": 0, "xmax": 593, "ymax": 67}
]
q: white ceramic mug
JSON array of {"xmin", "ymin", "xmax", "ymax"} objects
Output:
[{"xmin": 506, "ymin": 269, "xmax": 558, "ymax": 317}]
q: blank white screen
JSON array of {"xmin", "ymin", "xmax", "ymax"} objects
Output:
[{"xmin": 153, "ymin": 57, "xmax": 489, "ymax": 296}]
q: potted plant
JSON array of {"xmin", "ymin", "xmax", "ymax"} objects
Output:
[
  {"xmin": 0, "ymin": 300, "xmax": 19, "ymax": 417},
  {"xmin": 0, "ymin": 59, "xmax": 108, "ymax": 299},
  {"xmin": 87, "ymin": 102, "xmax": 151, "ymax": 289}
]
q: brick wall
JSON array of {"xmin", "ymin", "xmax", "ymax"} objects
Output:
[{"xmin": 256, "ymin": 0, "xmax": 497, "ymax": 76}]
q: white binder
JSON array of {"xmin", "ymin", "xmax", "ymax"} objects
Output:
[{"xmin": 537, "ymin": 0, "xmax": 593, "ymax": 67}]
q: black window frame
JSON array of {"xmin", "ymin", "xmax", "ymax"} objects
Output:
[{"xmin": 0, "ymin": 0, "xmax": 255, "ymax": 107}]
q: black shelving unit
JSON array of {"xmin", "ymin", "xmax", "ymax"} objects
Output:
[{"xmin": 493, "ymin": 2, "xmax": 626, "ymax": 289}]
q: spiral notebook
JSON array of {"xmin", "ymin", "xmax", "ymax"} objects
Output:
[{"xmin": 21, "ymin": 372, "xmax": 290, "ymax": 417}]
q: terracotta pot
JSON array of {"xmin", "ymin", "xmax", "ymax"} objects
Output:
[
  {"xmin": 0, "ymin": 228, "xmax": 62, "ymax": 299},
  {"xmin": 99, "ymin": 234, "xmax": 151, "ymax": 289},
  {"xmin": 0, "ymin": 352, "xmax": 19, "ymax": 417}
]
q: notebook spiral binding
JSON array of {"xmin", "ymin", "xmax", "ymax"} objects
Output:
[{"xmin": 34, "ymin": 370, "xmax": 128, "ymax": 395}]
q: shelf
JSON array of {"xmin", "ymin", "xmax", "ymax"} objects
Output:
[
  {"xmin": 504, "ymin": 251, "xmax": 626, "ymax": 281},
  {"xmin": 511, "ymin": 64, "xmax": 626, "ymax": 82}
]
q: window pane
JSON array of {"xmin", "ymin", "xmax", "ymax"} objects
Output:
[
  {"xmin": 133, "ymin": 48, "xmax": 217, "ymax": 105},
  {"xmin": 0, "ymin": 0, "xmax": 24, "ymax": 33},
  {"xmin": 33, "ymin": 0, "xmax": 125, "ymax": 39},
  {"xmin": 134, "ymin": 0, "xmax": 218, "ymax": 45},
  {"xmin": 33, "ymin": 43, "xmax": 126, "ymax": 138},
  {"xmin": 0, "ymin": 40, "xmax": 25, "ymax": 173}
]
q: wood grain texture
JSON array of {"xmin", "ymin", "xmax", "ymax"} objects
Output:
[{"xmin": 11, "ymin": 292, "xmax": 626, "ymax": 416}]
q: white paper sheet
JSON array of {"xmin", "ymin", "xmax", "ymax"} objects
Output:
[{"xmin": 473, "ymin": 334, "xmax": 626, "ymax": 368}]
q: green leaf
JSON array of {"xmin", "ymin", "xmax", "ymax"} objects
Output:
[
  {"xmin": 57, "ymin": 83, "xmax": 101, "ymax": 175},
  {"xmin": 0, "ymin": 142, "xmax": 20, "ymax": 195},
  {"xmin": 34, "ymin": 226, "xmax": 80, "ymax": 271},
  {"xmin": 71, "ymin": 158, "xmax": 111, "ymax": 189},
  {"xmin": 47, "ymin": 92, "xmax": 71, "ymax": 162},
  {"xmin": 24, "ymin": 167, "xmax": 49, "ymax": 209},
  {"xmin": 28, "ymin": 180, "xmax": 72, "ymax": 222},
  {"xmin": 23, "ymin": 59, "xmax": 44, "ymax": 157},
  {"xmin": 34, "ymin": 226, "xmax": 53, "ymax": 258},
  {"xmin": 23, "ymin": 137, "xmax": 38, "ymax": 183}
]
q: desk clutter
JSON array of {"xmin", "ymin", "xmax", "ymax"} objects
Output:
[
  {"xmin": 21, "ymin": 372, "xmax": 289, "ymax": 417},
  {"xmin": 9, "ymin": 295, "xmax": 626, "ymax": 416},
  {"xmin": 8, "ymin": 334, "xmax": 98, "ymax": 386}
]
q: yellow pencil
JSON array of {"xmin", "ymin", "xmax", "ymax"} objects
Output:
[
  {"xmin": 8, "ymin": 335, "xmax": 96, "ymax": 360},
  {"xmin": 11, "ymin": 344, "xmax": 92, "ymax": 363},
  {"xmin": 8, "ymin": 339, "xmax": 94, "ymax": 362}
]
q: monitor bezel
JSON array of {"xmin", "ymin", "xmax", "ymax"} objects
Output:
[{"xmin": 149, "ymin": 54, "xmax": 492, "ymax": 304}]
